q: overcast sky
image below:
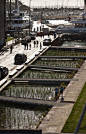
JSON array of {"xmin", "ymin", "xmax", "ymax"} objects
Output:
[{"xmin": 21, "ymin": 0, "xmax": 84, "ymax": 8}]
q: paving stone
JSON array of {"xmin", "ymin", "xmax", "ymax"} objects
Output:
[{"xmin": 47, "ymin": 127, "xmax": 57, "ymax": 133}]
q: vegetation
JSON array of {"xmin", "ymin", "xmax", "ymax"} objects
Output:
[
  {"xmin": 33, "ymin": 59, "xmax": 83, "ymax": 68},
  {"xmin": 43, "ymin": 50, "xmax": 86, "ymax": 56},
  {"xmin": 62, "ymin": 82, "xmax": 86, "ymax": 133},
  {"xmin": 7, "ymin": 37, "xmax": 15, "ymax": 42},
  {"xmin": 0, "ymin": 102, "xmax": 51, "ymax": 129}
]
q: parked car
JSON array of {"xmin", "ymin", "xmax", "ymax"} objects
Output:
[
  {"xmin": 43, "ymin": 38, "xmax": 52, "ymax": 46},
  {"xmin": 21, "ymin": 36, "xmax": 31, "ymax": 45},
  {"xmin": 14, "ymin": 53, "xmax": 27, "ymax": 64},
  {"xmin": 0, "ymin": 66, "xmax": 8, "ymax": 78}
]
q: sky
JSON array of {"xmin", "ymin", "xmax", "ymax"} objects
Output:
[{"xmin": 21, "ymin": 0, "xmax": 84, "ymax": 8}]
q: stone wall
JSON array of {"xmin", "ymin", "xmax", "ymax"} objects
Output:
[{"xmin": 0, "ymin": 129, "xmax": 42, "ymax": 134}]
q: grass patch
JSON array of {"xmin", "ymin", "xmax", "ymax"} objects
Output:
[
  {"xmin": 62, "ymin": 82, "xmax": 86, "ymax": 133},
  {"xmin": 7, "ymin": 37, "xmax": 15, "ymax": 42}
]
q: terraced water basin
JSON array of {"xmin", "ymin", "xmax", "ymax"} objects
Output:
[
  {"xmin": 18, "ymin": 68, "xmax": 75, "ymax": 79},
  {"xmin": 43, "ymin": 49, "xmax": 86, "ymax": 56},
  {"xmin": 1, "ymin": 84, "xmax": 59, "ymax": 100},
  {"xmin": 32, "ymin": 59, "xmax": 83, "ymax": 68},
  {"xmin": 0, "ymin": 102, "xmax": 51, "ymax": 129},
  {"xmin": 62, "ymin": 41, "xmax": 86, "ymax": 47}
]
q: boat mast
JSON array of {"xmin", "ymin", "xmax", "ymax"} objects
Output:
[
  {"xmin": 84, "ymin": 0, "xmax": 86, "ymax": 11},
  {"xmin": 15, "ymin": 0, "xmax": 18, "ymax": 10}
]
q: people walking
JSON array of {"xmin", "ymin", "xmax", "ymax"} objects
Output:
[
  {"xmin": 29, "ymin": 44, "xmax": 31, "ymax": 50},
  {"xmin": 26, "ymin": 43, "xmax": 28, "ymax": 50},
  {"xmin": 54, "ymin": 33, "xmax": 56, "ymax": 39},
  {"xmin": 54, "ymin": 86, "xmax": 58, "ymax": 101},
  {"xmin": 34, "ymin": 40, "xmax": 36, "ymax": 48},
  {"xmin": 24, "ymin": 43, "xmax": 26, "ymax": 50},
  {"xmin": 36, "ymin": 40, "xmax": 38, "ymax": 47},
  {"xmin": 10, "ymin": 45, "xmax": 13, "ymax": 54},
  {"xmin": 40, "ymin": 42, "xmax": 42, "ymax": 50},
  {"xmin": 60, "ymin": 85, "xmax": 64, "ymax": 95},
  {"xmin": 60, "ymin": 85, "xmax": 64, "ymax": 101}
]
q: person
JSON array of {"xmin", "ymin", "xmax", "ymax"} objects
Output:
[
  {"xmin": 54, "ymin": 33, "xmax": 56, "ymax": 39},
  {"xmin": 26, "ymin": 43, "xmax": 28, "ymax": 50},
  {"xmin": 40, "ymin": 42, "xmax": 41, "ymax": 50},
  {"xmin": 24, "ymin": 42, "xmax": 26, "ymax": 50},
  {"xmin": 54, "ymin": 86, "xmax": 58, "ymax": 101},
  {"xmin": 60, "ymin": 85, "xmax": 64, "ymax": 95},
  {"xmin": 36, "ymin": 40, "xmax": 38, "ymax": 47},
  {"xmin": 34, "ymin": 40, "xmax": 36, "ymax": 48},
  {"xmin": 60, "ymin": 85, "xmax": 64, "ymax": 101},
  {"xmin": 10, "ymin": 45, "xmax": 13, "ymax": 53},
  {"xmin": 29, "ymin": 44, "xmax": 31, "ymax": 50}
]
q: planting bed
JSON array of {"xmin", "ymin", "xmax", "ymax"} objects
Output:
[
  {"xmin": 0, "ymin": 102, "xmax": 51, "ymax": 129},
  {"xmin": 32, "ymin": 59, "xmax": 83, "ymax": 68},
  {"xmin": 0, "ymin": 84, "xmax": 57, "ymax": 100},
  {"xmin": 19, "ymin": 68, "xmax": 74, "ymax": 79},
  {"xmin": 43, "ymin": 49, "xmax": 86, "ymax": 56}
]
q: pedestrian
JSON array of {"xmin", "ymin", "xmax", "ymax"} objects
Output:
[
  {"xmin": 29, "ymin": 44, "xmax": 31, "ymax": 50},
  {"xmin": 54, "ymin": 33, "xmax": 56, "ymax": 39},
  {"xmin": 40, "ymin": 42, "xmax": 42, "ymax": 50},
  {"xmin": 34, "ymin": 40, "xmax": 36, "ymax": 48},
  {"xmin": 54, "ymin": 86, "xmax": 58, "ymax": 101},
  {"xmin": 26, "ymin": 43, "xmax": 28, "ymax": 50},
  {"xmin": 60, "ymin": 85, "xmax": 64, "ymax": 101},
  {"xmin": 60, "ymin": 85, "xmax": 64, "ymax": 95},
  {"xmin": 36, "ymin": 40, "xmax": 38, "ymax": 47},
  {"xmin": 41, "ymin": 32, "xmax": 42, "ymax": 38},
  {"xmin": 24, "ymin": 43, "xmax": 26, "ymax": 50},
  {"xmin": 10, "ymin": 45, "xmax": 13, "ymax": 54}
]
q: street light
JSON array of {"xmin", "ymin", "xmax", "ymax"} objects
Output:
[{"xmin": 29, "ymin": 0, "xmax": 31, "ymax": 36}]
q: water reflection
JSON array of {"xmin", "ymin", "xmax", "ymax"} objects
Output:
[
  {"xmin": 0, "ymin": 102, "xmax": 50, "ymax": 129},
  {"xmin": 62, "ymin": 41, "xmax": 86, "ymax": 47}
]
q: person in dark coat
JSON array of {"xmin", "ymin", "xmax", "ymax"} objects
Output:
[
  {"xmin": 40, "ymin": 42, "xmax": 42, "ymax": 50},
  {"xmin": 10, "ymin": 45, "xmax": 13, "ymax": 53},
  {"xmin": 34, "ymin": 40, "xmax": 36, "ymax": 48},
  {"xmin": 36, "ymin": 40, "xmax": 38, "ymax": 47}
]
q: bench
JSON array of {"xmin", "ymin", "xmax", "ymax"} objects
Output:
[
  {"xmin": 9, "ymin": 70, "xmax": 18, "ymax": 78},
  {"xmin": 16, "ymin": 65, "xmax": 24, "ymax": 71},
  {"xmin": 25, "ymin": 59, "xmax": 31, "ymax": 64},
  {"xmin": 0, "ymin": 79, "xmax": 7, "ymax": 87},
  {"xmin": 35, "ymin": 51, "xmax": 39, "ymax": 56}
]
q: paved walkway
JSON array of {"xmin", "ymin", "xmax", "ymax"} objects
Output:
[
  {"xmin": 38, "ymin": 60, "xmax": 86, "ymax": 133},
  {"xmin": 0, "ymin": 35, "xmax": 54, "ymax": 76}
]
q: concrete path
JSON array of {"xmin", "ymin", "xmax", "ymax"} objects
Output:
[
  {"xmin": 38, "ymin": 60, "xmax": 86, "ymax": 133},
  {"xmin": 0, "ymin": 35, "xmax": 54, "ymax": 77}
]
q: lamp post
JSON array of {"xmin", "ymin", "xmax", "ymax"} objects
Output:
[{"xmin": 29, "ymin": 0, "xmax": 31, "ymax": 36}]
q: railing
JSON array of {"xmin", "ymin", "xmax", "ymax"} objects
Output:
[{"xmin": 74, "ymin": 102, "xmax": 86, "ymax": 134}]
